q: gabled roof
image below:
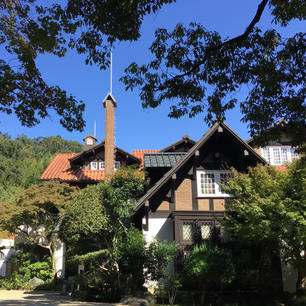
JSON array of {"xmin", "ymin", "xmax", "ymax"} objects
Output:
[
  {"xmin": 69, "ymin": 141, "xmax": 140, "ymax": 165},
  {"xmin": 160, "ymin": 135, "xmax": 196, "ymax": 152},
  {"xmin": 144, "ymin": 152, "xmax": 186, "ymax": 168},
  {"xmin": 134, "ymin": 122, "xmax": 267, "ymax": 213},
  {"xmin": 103, "ymin": 92, "xmax": 117, "ymax": 107},
  {"xmin": 132, "ymin": 150, "xmax": 159, "ymax": 166},
  {"xmin": 41, "ymin": 142, "xmax": 141, "ymax": 182},
  {"xmin": 40, "ymin": 153, "xmax": 105, "ymax": 182}
]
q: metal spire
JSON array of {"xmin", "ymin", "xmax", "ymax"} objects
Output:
[{"xmin": 110, "ymin": 49, "xmax": 112, "ymax": 95}]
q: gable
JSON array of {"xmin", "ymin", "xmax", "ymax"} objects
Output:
[
  {"xmin": 134, "ymin": 122, "xmax": 267, "ymax": 215},
  {"xmin": 160, "ymin": 135, "xmax": 195, "ymax": 152}
]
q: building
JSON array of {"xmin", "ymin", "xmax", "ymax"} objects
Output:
[{"xmin": 41, "ymin": 93, "xmax": 299, "ymax": 290}]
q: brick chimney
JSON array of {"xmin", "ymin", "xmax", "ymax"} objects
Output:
[{"xmin": 103, "ymin": 93, "xmax": 117, "ymax": 181}]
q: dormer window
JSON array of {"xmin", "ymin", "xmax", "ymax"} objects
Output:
[
  {"xmin": 261, "ymin": 146, "xmax": 299, "ymax": 165},
  {"xmin": 90, "ymin": 160, "xmax": 120, "ymax": 170},
  {"xmin": 90, "ymin": 162, "xmax": 98, "ymax": 170},
  {"xmin": 86, "ymin": 138, "xmax": 94, "ymax": 145},
  {"xmin": 99, "ymin": 161, "xmax": 105, "ymax": 170}
]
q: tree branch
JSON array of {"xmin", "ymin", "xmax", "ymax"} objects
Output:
[{"xmin": 172, "ymin": 0, "xmax": 269, "ymax": 80}]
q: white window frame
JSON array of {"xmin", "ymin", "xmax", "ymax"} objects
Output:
[
  {"xmin": 197, "ymin": 170, "xmax": 232, "ymax": 197},
  {"xmin": 90, "ymin": 161, "xmax": 98, "ymax": 170},
  {"xmin": 114, "ymin": 161, "xmax": 120, "ymax": 170},
  {"xmin": 261, "ymin": 146, "xmax": 298, "ymax": 165},
  {"xmin": 86, "ymin": 138, "xmax": 93, "ymax": 145},
  {"xmin": 99, "ymin": 161, "xmax": 105, "ymax": 170}
]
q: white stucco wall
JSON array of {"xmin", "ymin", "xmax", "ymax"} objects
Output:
[
  {"xmin": 0, "ymin": 239, "xmax": 14, "ymax": 277},
  {"xmin": 54, "ymin": 239, "xmax": 66, "ymax": 279},
  {"xmin": 142, "ymin": 217, "xmax": 174, "ymax": 244}
]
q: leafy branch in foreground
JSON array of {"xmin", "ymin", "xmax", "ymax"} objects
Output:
[{"xmin": 122, "ymin": 1, "xmax": 306, "ymax": 146}]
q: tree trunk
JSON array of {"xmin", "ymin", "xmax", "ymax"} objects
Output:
[{"xmin": 199, "ymin": 283, "xmax": 206, "ymax": 306}]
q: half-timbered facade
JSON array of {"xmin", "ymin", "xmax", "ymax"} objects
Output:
[{"xmin": 133, "ymin": 122, "xmax": 267, "ymax": 247}]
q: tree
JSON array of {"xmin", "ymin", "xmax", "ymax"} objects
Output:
[
  {"xmin": 0, "ymin": 181, "xmax": 79, "ymax": 276},
  {"xmin": 223, "ymin": 160, "xmax": 306, "ymax": 290},
  {"xmin": 182, "ymin": 243, "xmax": 235, "ymax": 305},
  {"xmin": 60, "ymin": 168, "xmax": 147, "ymax": 300},
  {"xmin": 0, "ymin": 0, "xmax": 174, "ymax": 130},
  {"xmin": 0, "ymin": 133, "xmax": 82, "ymax": 202},
  {"xmin": 3, "ymin": 1, "xmax": 305, "ymax": 142},
  {"xmin": 121, "ymin": 0, "xmax": 306, "ymax": 146}
]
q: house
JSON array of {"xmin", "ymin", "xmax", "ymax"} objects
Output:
[
  {"xmin": 41, "ymin": 92, "xmax": 299, "ymax": 290},
  {"xmin": 133, "ymin": 122, "xmax": 267, "ymax": 246}
]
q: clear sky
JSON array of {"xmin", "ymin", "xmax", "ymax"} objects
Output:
[{"xmin": 1, "ymin": 0, "xmax": 304, "ymax": 152}]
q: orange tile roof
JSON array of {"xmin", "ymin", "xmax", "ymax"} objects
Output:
[
  {"xmin": 132, "ymin": 150, "xmax": 159, "ymax": 166},
  {"xmin": 40, "ymin": 153, "xmax": 105, "ymax": 182},
  {"xmin": 273, "ymin": 165, "xmax": 288, "ymax": 172}
]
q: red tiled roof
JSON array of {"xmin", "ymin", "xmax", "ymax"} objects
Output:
[
  {"xmin": 132, "ymin": 150, "xmax": 159, "ymax": 166},
  {"xmin": 273, "ymin": 165, "xmax": 288, "ymax": 172},
  {"xmin": 40, "ymin": 153, "xmax": 105, "ymax": 182}
]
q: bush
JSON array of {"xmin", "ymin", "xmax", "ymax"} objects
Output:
[{"xmin": 0, "ymin": 251, "xmax": 53, "ymax": 289}]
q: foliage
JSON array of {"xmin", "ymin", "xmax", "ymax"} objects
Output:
[
  {"xmin": 0, "ymin": 0, "xmax": 175, "ymax": 129},
  {"xmin": 224, "ymin": 160, "xmax": 306, "ymax": 289},
  {"xmin": 0, "ymin": 180, "xmax": 78, "ymax": 275},
  {"xmin": 182, "ymin": 242, "xmax": 235, "ymax": 305},
  {"xmin": 2, "ymin": 1, "xmax": 305, "ymax": 142},
  {"xmin": 122, "ymin": 0, "xmax": 306, "ymax": 146},
  {"xmin": 0, "ymin": 251, "xmax": 52, "ymax": 289},
  {"xmin": 0, "ymin": 133, "xmax": 82, "ymax": 202},
  {"xmin": 144, "ymin": 239, "xmax": 177, "ymax": 282},
  {"xmin": 60, "ymin": 168, "xmax": 147, "ymax": 300}
]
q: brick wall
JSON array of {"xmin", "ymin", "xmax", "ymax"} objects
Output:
[
  {"xmin": 198, "ymin": 199, "xmax": 210, "ymax": 210},
  {"xmin": 157, "ymin": 200, "xmax": 170, "ymax": 211},
  {"xmin": 214, "ymin": 199, "xmax": 225, "ymax": 211},
  {"xmin": 175, "ymin": 178, "xmax": 192, "ymax": 210}
]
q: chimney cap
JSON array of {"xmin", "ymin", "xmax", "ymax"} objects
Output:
[{"xmin": 103, "ymin": 92, "xmax": 117, "ymax": 108}]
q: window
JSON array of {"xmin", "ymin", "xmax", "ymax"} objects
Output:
[
  {"xmin": 197, "ymin": 170, "xmax": 232, "ymax": 197},
  {"xmin": 114, "ymin": 161, "xmax": 120, "ymax": 170},
  {"xmin": 200, "ymin": 224, "xmax": 211, "ymax": 239},
  {"xmin": 182, "ymin": 223, "xmax": 192, "ymax": 240},
  {"xmin": 181, "ymin": 221, "xmax": 212, "ymax": 242},
  {"xmin": 273, "ymin": 148, "xmax": 281, "ymax": 165},
  {"xmin": 90, "ymin": 161, "xmax": 98, "ymax": 170},
  {"xmin": 86, "ymin": 138, "xmax": 93, "ymax": 145},
  {"xmin": 99, "ymin": 161, "xmax": 105, "ymax": 170},
  {"xmin": 262, "ymin": 147, "xmax": 271, "ymax": 163},
  {"xmin": 261, "ymin": 146, "xmax": 299, "ymax": 165}
]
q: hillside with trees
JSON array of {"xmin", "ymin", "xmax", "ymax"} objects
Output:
[{"xmin": 0, "ymin": 133, "xmax": 82, "ymax": 238}]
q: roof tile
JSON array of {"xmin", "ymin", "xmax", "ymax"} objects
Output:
[{"xmin": 132, "ymin": 150, "xmax": 159, "ymax": 166}]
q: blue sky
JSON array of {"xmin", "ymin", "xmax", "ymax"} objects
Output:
[{"xmin": 1, "ymin": 0, "xmax": 304, "ymax": 152}]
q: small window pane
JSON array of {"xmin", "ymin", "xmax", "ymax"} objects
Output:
[
  {"xmin": 290, "ymin": 148, "xmax": 299, "ymax": 159},
  {"xmin": 182, "ymin": 224, "xmax": 192, "ymax": 240},
  {"xmin": 114, "ymin": 161, "xmax": 120, "ymax": 170},
  {"xmin": 262, "ymin": 147, "xmax": 271, "ymax": 163},
  {"xmin": 201, "ymin": 173, "xmax": 215, "ymax": 194},
  {"xmin": 273, "ymin": 148, "xmax": 281, "ymax": 164},
  {"xmin": 99, "ymin": 161, "xmax": 105, "ymax": 170},
  {"xmin": 91, "ymin": 162, "xmax": 98, "ymax": 170},
  {"xmin": 219, "ymin": 173, "xmax": 231, "ymax": 194},
  {"xmin": 281, "ymin": 148, "xmax": 289, "ymax": 163},
  {"xmin": 86, "ymin": 138, "xmax": 93, "ymax": 145},
  {"xmin": 201, "ymin": 225, "xmax": 211, "ymax": 240}
]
